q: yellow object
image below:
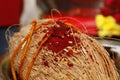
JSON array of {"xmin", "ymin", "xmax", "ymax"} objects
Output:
[{"xmin": 95, "ymin": 14, "xmax": 120, "ymax": 37}]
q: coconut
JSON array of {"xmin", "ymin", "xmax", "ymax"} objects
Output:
[{"xmin": 9, "ymin": 18, "xmax": 119, "ymax": 80}]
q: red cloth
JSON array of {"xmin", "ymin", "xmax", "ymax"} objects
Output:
[
  {"xmin": 56, "ymin": 0, "xmax": 100, "ymax": 3},
  {"xmin": 0, "ymin": 0, "xmax": 23, "ymax": 26},
  {"xmin": 101, "ymin": 0, "xmax": 120, "ymax": 23}
]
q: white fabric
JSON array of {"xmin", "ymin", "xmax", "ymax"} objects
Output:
[{"xmin": 20, "ymin": 0, "xmax": 43, "ymax": 26}]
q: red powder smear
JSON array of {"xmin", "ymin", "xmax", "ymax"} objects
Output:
[
  {"xmin": 67, "ymin": 62, "xmax": 74, "ymax": 67},
  {"xmin": 43, "ymin": 61, "xmax": 49, "ymax": 67},
  {"xmin": 54, "ymin": 57, "xmax": 58, "ymax": 62},
  {"xmin": 44, "ymin": 20, "xmax": 79, "ymax": 53},
  {"xmin": 66, "ymin": 49, "xmax": 74, "ymax": 57}
]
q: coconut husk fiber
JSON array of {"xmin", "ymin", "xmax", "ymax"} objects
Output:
[{"xmin": 9, "ymin": 19, "xmax": 119, "ymax": 80}]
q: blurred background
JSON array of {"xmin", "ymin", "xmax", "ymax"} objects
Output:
[{"xmin": 0, "ymin": 0, "xmax": 120, "ymax": 55}]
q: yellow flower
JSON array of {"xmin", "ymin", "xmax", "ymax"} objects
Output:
[
  {"xmin": 103, "ymin": 16, "xmax": 116, "ymax": 30},
  {"xmin": 98, "ymin": 30, "xmax": 109, "ymax": 37},
  {"xmin": 95, "ymin": 14, "xmax": 105, "ymax": 29},
  {"xmin": 95, "ymin": 14, "xmax": 120, "ymax": 37}
]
